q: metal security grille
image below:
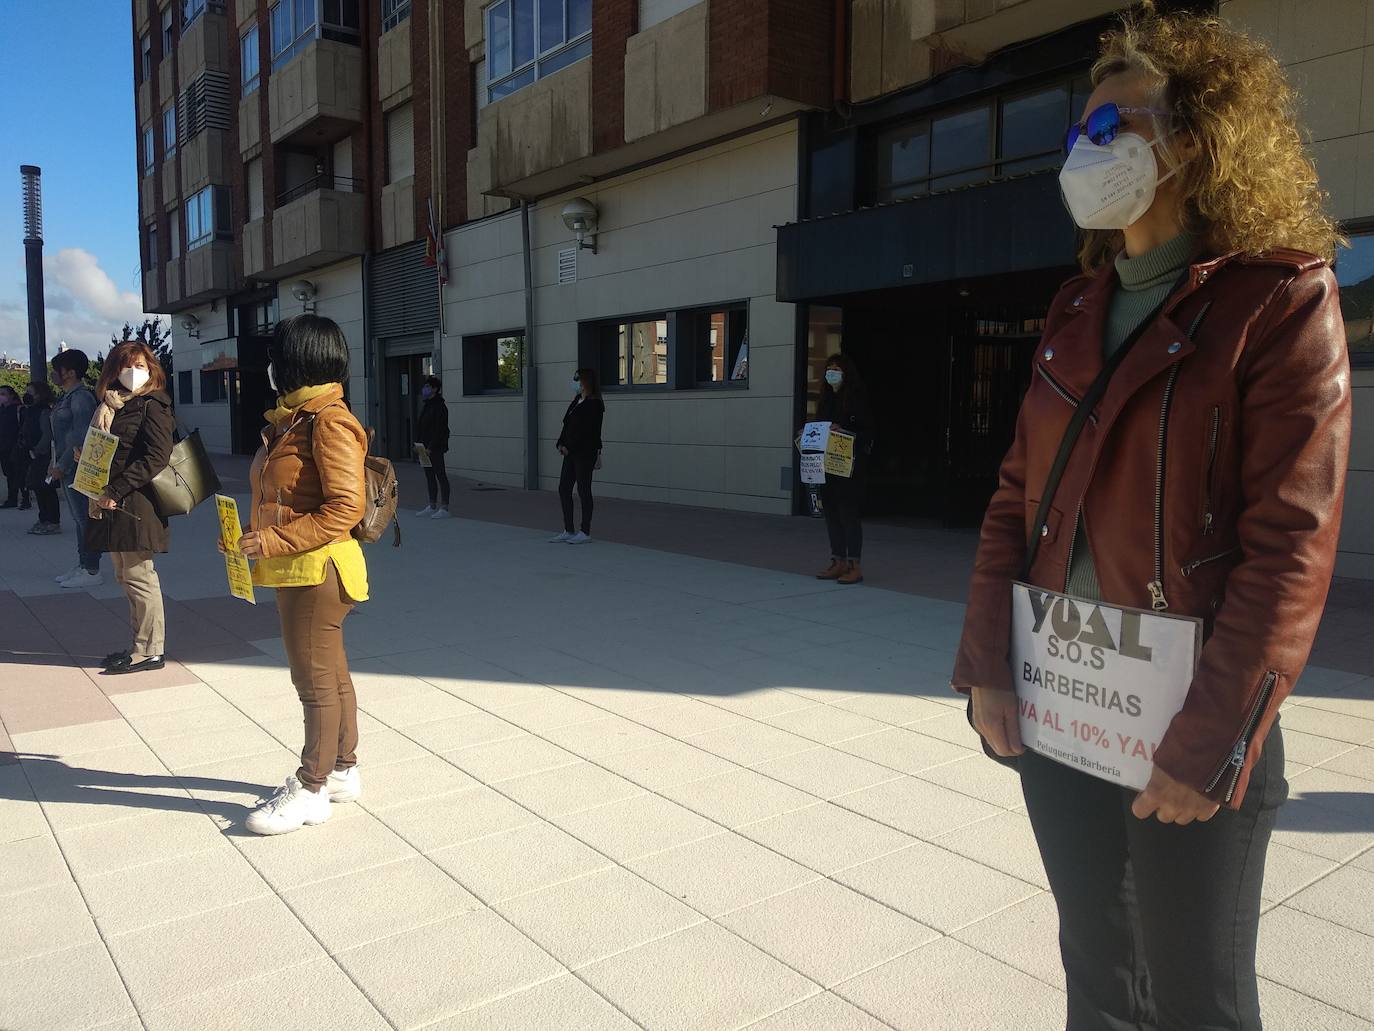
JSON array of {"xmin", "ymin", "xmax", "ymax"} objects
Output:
[
  {"xmin": 369, "ymin": 239, "xmax": 439, "ymax": 338},
  {"xmin": 558, "ymin": 247, "xmax": 576, "ymax": 284}
]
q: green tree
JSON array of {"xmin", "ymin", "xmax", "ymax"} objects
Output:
[{"xmin": 497, "ymin": 336, "xmax": 523, "ymax": 391}]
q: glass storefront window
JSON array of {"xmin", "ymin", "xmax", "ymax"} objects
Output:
[
  {"xmin": 931, "ymin": 105, "xmax": 992, "ymax": 191},
  {"xmin": 877, "ymin": 124, "xmax": 930, "ymax": 203},
  {"xmin": 1000, "ymin": 84, "xmax": 1069, "ymax": 175},
  {"xmin": 1337, "ymin": 233, "xmax": 1374, "ymax": 353}
]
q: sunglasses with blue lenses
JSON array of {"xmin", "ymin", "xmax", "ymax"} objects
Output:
[{"xmin": 1064, "ymin": 102, "xmax": 1170, "ymax": 156}]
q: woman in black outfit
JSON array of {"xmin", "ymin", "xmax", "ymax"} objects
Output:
[
  {"xmin": 552, "ymin": 368, "xmax": 604, "ymax": 544},
  {"xmin": 815, "ymin": 354, "xmax": 870, "ymax": 585},
  {"xmin": 25, "ymin": 382, "xmax": 61, "ymax": 535},
  {"xmin": 415, "ymin": 375, "xmax": 451, "ymax": 519},
  {"xmin": 0, "ymin": 385, "xmax": 21, "ymax": 508}
]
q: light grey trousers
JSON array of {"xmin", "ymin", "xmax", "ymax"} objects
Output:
[{"xmin": 112, "ymin": 551, "xmax": 165, "ymax": 657}]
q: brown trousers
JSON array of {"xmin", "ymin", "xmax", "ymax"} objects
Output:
[
  {"xmin": 112, "ymin": 551, "xmax": 165, "ymax": 657},
  {"xmin": 277, "ymin": 562, "xmax": 358, "ymax": 791}
]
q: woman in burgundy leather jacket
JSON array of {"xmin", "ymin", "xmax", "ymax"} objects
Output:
[{"xmin": 955, "ymin": 10, "xmax": 1350, "ymax": 1030}]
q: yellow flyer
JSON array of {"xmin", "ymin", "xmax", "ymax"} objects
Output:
[
  {"xmin": 824, "ymin": 429, "xmax": 856, "ymax": 478},
  {"xmin": 215, "ymin": 494, "xmax": 256, "ymax": 605},
  {"xmin": 73, "ymin": 426, "xmax": 120, "ymax": 500},
  {"xmin": 414, "ymin": 443, "xmax": 432, "ymax": 468}
]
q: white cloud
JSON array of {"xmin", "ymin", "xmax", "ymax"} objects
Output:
[{"xmin": 0, "ymin": 248, "xmax": 153, "ymax": 363}]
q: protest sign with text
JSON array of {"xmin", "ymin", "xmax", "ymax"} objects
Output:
[{"xmin": 215, "ymin": 494, "xmax": 256, "ymax": 605}]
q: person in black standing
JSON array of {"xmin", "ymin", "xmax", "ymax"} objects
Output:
[
  {"xmin": 12, "ymin": 388, "xmax": 37, "ymax": 511},
  {"xmin": 0, "ymin": 385, "xmax": 20, "ymax": 509},
  {"xmin": 25, "ymin": 381, "xmax": 61, "ymax": 535},
  {"xmin": 814, "ymin": 354, "xmax": 870, "ymax": 585},
  {"xmin": 551, "ymin": 368, "xmax": 604, "ymax": 545},
  {"xmin": 415, "ymin": 375, "xmax": 452, "ymax": 520}
]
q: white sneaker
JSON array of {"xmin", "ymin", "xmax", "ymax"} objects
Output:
[
  {"xmin": 416, "ymin": 506, "xmax": 436, "ymax": 517},
  {"xmin": 245, "ymin": 777, "xmax": 331, "ymax": 835},
  {"xmin": 431, "ymin": 508, "xmax": 451, "ymax": 520},
  {"xmin": 567, "ymin": 531, "xmax": 591, "ymax": 544},
  {"xmin": 549, "ymin": 531, "xmax": 574, "ymax": 543},
  {"xmin": 55, "ymin": 565, "xmax": 82, "ymax": 584},
  {"xmin": 60, "ymin": 569, "xmax": 104, "ymax": 590},
  {"xmin": 326, "ymin": 766, "xmax": 362, "ymax": 802}
]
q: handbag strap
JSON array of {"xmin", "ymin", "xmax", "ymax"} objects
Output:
[{"xmin": 1021, "ymin": 270, "xmax": 1190, "ymax": 581}]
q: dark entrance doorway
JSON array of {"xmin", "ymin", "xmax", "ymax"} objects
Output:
[
  {"xmin": 381, "ymin": 350, "xmax": 434, "ymax": 462},
  {"xmin": 818, "ymin": 266, "xmax": 1071, "ymax": 525},
  {"xmin": 230, "ymin": 336, "xmax": 273, "ymax": 456}
]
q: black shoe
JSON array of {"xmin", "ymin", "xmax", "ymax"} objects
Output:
[
  {"xmin": 102, "ymin": 650, "xmax": 132, "ymax": 670},
  {"xmin": 102, "ymin": 655, "xmax": 165, "ymax": 676},
  {"xmin": 0, "ymin": 500, "xmax": 16, "ymax": 509},
  {"xmin": 17, "ymin": 500, "xmax": 31, "ymax": 511}
]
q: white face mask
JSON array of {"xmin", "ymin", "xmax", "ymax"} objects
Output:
[
  {"xmin": 268, "ymin": 363, "xmax": 278, "ymax": 392},
  {"xmin": 119, "ymin": 366, "xmax": 150, "ymax": 392},
  {"xmin": 825, "ymin": 370, "xmax": 843, "ymax": 389},
  {"xmin": 1058, "ymin": 132, "xmax": 1177, "ymax": 231}
]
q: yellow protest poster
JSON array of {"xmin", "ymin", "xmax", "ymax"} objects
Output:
[
  {"xmin": 824, "ymin": 429, "xmax": 856, "ymax": 478},
  {"xmin": 73, "ymin": 427, "xmax": 120, "ymax": 500},
  {"xmin": 215, "ymin": 494, "xmax": 256, "ymax": 605},
  {"xmin": 414, "ymin": 443, "xmax": 432, "ymax": 468}
]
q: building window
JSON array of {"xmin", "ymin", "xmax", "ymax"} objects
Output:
[
  {"xmin": 876, "ymin": 123, "xmax": 930, "ymax": 203},
  {"xmin": 682, "ymin": 304, "xmax": 749, "ymax": 386},
  {"xmin": 186, "ymin": 185, "xmax": 231, "ymax": 249},
  {"xmin": 584, "ymin": 315, "xmax": 669, "ymax": 388},
  {"xmin": 270, "ymin": 0, "xmax": 360, "ymax": 71},
  {"xmin": 145, "ymin": 223, "xmax": 159, "ymax": 271},
  {"xmin": 930, "ymin": 105, "xmax": 992, "ymax": 191},
  {"xmin": 385, "ymin": 102, "xmax": 414, "ymax": 184},
  {"xmin": 142, "ymin": 127, "xmax": 156, "ymax": 174},
  {"xmin": 486, "ymin": 0, "xmax": 591, "ymax": 103},
  {"xmin": 1000, "ymin": 82, "xmax": 1072, "ymax": 176},
  {"xmin": 241, "ymin": 25, "xmax": 260, "ymax": 94},
  {"xmin": 161, "ymin": 5, "xmax": 175, "ymax": 54},
  {"xmin": 182, "ymin": 0, "xmax": 224, "ymax": 26},
  {"xmin": 177, "ymin": 370, "xmax": 194, "ymax": 404},
  {"xmin": 163, "ymin": 106, "xmax": 177, "ymax": 158},
  {"xmin": 140, "ymin": 33, "xmax": 152, "ymax": 81},
  {"xmin": 169, "ymin": 208, "xmax": 181, "ymax": 258},
  {"xmin": 200, "ymin": 369, "xmax": 230, "ymax": 403},
  {"xmin": 462, "ymin": 332, "xmax": 524, "ymax": 394},
  {"xmin": 1336, "ymin": 231, "xmax": 1374, "ymax": 357},
  {"xmin": 382, "ymin": 0, "xmax": 411, "ymax": 31}
]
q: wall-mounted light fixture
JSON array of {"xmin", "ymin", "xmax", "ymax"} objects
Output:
[
  {"xmin": 289, "ymin": 279, "xmax": 317, "ymax": 312},
  {"xmin": 180, "ymin": 314, "xmax": 200, "ymax": 339},
  {"xmin": 561, "ymin": 197, "xmax": 598, "ymax": 254}
]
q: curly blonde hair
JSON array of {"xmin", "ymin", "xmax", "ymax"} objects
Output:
[{"xmin": 1078, "ymin": 5, "xmax": 1344, "ymax": 270}]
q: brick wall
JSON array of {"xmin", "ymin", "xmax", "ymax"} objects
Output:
[
  {"xmin": 365, "ymin": 2, "xmax": 385, "ymax": 250},
  {"xmin": 708, "ymin": 0, "xmax": 769, "ymax": 111},
  {"xmin": 592, "ymin": 0, "xmax": 637, "ymax": 153},
  {"xmin": 709, "ymin": 0, "xmax": 832, "ymax": 113},
  {"xmin": 442, "ymin": 4, "xmax": 471, "ymax": 229},
  {"xmin": 411, "ymin": 1, "xmax": 432, "ymax": 236}
]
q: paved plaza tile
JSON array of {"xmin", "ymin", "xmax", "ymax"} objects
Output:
[{"xmin": 2, "ymin": 487, "xmax": 1373, "ymax": 1030}]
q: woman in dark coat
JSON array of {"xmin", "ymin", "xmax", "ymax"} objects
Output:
[
  {"xmin": 24, "ymin": 381, "xmax": 60, "ymax": 534},
  {"xmin": 415, "ymin": 375, "xmax": 451, "ymax": 519},
  {"xmin": 814, "ymin": 353, "xmax": 871, "ymax": 585},
  {"xmin": 551, "ymin": 368, "xmax": 604, "ymax": 544},
  {"xmin": 86, "ymin": 340, "xmax": 175, "ymax": 676}
]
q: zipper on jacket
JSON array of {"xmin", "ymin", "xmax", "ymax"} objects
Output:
[
  {"xmin": 1202, "ymin": 405, "xmax": 1221, "ymax": 534},
  {"xmin": 1181, "ymin": 546, "xmax": 1242, "ymax": 577},
  {"xmin": 1203, "ymin": 671, "xmax": 1279, "ymax": 802},
  {"xmin": 1147, "ymin": 365, "xmax": 1181, "ymax": 611},
  {"xmin": 1036, "ymin": 365, "xmax": 1098, "ymax": 424},
  {"xmin": 1062, "ymin": 503, "xmax": 1082, "ymax": 592},
  {"xmin": 276, "ymin": 488, "xmax": 284, "ymax": 526}
]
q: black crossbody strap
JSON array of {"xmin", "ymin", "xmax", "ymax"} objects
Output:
[{"xmin": 1020, "ymin": 270, "xmax": 1191, "ymax": 581}]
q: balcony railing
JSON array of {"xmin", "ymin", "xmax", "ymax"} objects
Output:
[{"xmin": 276, "ymin": 174, "xmax": 364, "ymax": 206}]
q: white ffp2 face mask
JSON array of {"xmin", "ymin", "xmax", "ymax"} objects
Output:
[
  {"xmin": 119, "ymin": 367, "xmax": 150, "ymax": 392},
  {"xmin": 268, "ymin": 363, "xmax": 278, "ymax": 392},
  {"xmin": 1058, "ymin": 133, "xmax": 1176, "ymax": 231}
]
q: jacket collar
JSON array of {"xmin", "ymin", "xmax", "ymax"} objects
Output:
[{"xmin": 297, "ymin": 383, "xmax": 345, "ymax": 414}]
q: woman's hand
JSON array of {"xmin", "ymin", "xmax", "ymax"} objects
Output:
[
  {"xmin": 73, "ymin": 447, "xmax": 82, "ymax": 462},
  {"xmin": 238, "ymin": 531, "xmax": 265, "ymax": 559},
  {"xmin": 971, "ymin": 686, "xmax": 1024, "ymax": 757},
  {"xmin": 95, "ymin": 494, "xmax": 118, "ymax": 511},
  {"xmin": 1132, "ymin": 767, "xmax": 1220, "ymax": 825},
  {"xmin": 47, "ymin": 465, "xmax": 61, "ymax": 481},
  {"xmin": 558, "ymin": 445, "xmax": 569, "ymax": 456}
]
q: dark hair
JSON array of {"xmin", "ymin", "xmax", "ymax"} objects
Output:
[
  {"xmin": 574, "ymin": 367, "xmax": 601, "ymax": 398},
  {"xmin": 422, "ymin": 376, "xmax": 443, "ymax": 394},
  {"xmin": 0, "ymin": 385, "xmax": 17, "ymax": 400},
  {"xmin": 269, "ymin": 314, "xmax": 351, "ymax": 394},
  {"xmin": 29, "ymin": 381, "xmax": 55, "ymax": 407},
  {"xmin": 98, "ymin": 340, "xmax": 167, "ymax": 398},
  {"xmin": 51, "ymin": 350, "xmax": 90, "ymax": 380}
]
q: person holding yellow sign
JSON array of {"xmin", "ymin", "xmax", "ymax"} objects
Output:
[
  {"xmin": 813, "ymin": 354, "xmax": 870, "ymax": 586},
  {"xmin": 239, "ymin": 315, "xmax": 370, "ymax": 837}
]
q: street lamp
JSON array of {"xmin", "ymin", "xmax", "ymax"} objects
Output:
[{"xmin": 20, "ymin": 165, "xmax": 47, "ymax": 386}]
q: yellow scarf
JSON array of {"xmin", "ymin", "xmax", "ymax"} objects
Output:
[{"xmin": 264, "ymin": 384, "xmax": 337, "ymax": 428}]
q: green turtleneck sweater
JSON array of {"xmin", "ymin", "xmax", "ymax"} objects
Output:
[{"xmin": 1064, "ymin": 231, "xmax": 1196, "ymax": 600}]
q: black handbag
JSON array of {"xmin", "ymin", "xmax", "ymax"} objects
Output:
[
  {"xmin": 967, "ymin": 274, "xmax": 1191, "ymax": 767},
  {"xmin": 150, "ymin": 429, "xmax": 221, "ymax": 517}
]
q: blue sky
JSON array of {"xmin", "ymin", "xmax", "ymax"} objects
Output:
[{"xmin": 0, "ymin": 3, "xmax": 148, "ymax": 364}]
